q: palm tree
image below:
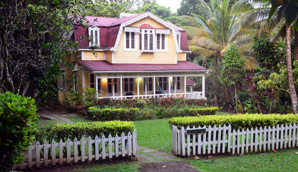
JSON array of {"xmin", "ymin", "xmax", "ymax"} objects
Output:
[{"xmin": 180, "ymin": 0, "xmax": 260, "ymax": 106}]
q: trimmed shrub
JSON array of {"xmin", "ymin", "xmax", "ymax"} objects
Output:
[
  {"xmin": 168, "ymin": 114, "xmax": 298, "ymax": 130},
  {"xmin": 87, "ymin": 107, "xmax": 140, "ymax": 121},
  {"xmin": 34, "ymin": 121, "xmax": 135, "ymax": 144},
  {"xmin": 0, "ymin": 92, "xmax": 38, "ymax": 171}
]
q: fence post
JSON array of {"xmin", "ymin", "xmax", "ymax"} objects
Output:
[
  {"xmin": 172, "ymin": 125, "xmax": 177, "ymax": 155},
  {"xmin": 181, "ymin": 126, "xmax": 185, "ymax": 156},
  {"xmin": 186, "ymin": 126, "xmax": 190, "ymax": 156},
  {"xmin": 133, "ymin": 131, "xmax": 137, "ymax": 156}
]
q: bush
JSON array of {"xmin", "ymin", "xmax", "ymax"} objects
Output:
[
  {"xmin": 88, "ymin": 106, "xmax": 218, "ymax": 121},
  {"xmin": 0, "ymin": 92, "xmax": 38, "ymax": 171},
  {"xmin": 34, "ymin": 121, "xmax": 135, "ymax": 144},
  {"xmin": 168, "ymin": 114, "xmax": 298, "ymax": 130}
]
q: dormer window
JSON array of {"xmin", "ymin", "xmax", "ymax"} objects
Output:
[
  {"xmin": 140, "ymin": 29, "xmax": 155, "ymax": 51},
  {"xmin": 125, "ymin": 32, "xmax": 137, "ymax": 50},
  {"xmin": 89, "ymin": 27, "xmax": 100, "ymax": 47}
]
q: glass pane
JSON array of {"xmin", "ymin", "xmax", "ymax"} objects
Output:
[
  {"xmin": 144, "ymin": 34, "xmax": 148, "ymax": 50},
  {"xmin": 139, "ymin": 33, "xmax": 142, "ymax": 50},
  {"xmin": 157, "ymin": 34, "xmax": 160, "ymax": 49},
  {"xmin": 90, "ymin": 74, "xmax": 94, "ymax": 84},
  {"xmin": 159, "ymin": 78, "xmax": 162, "ymax": 82},
  {"xmin": 149, "ymin": 82, "xmax": 152, "ymax": 91},
  {"xmin": 125, "ymin": 83, "xmax": 128, "ymax": 92},
  {"xmin": 163, "ymin": 77, "xmax": 167, "ymax": 82},
  {"xmin": 129, "ymin": 78, "xmax": 133, "ymax": 82},
  {"xmin": 162, "ymin": 34, "xmax": 165, "ymax": 49},
  {"xmin": 163, "ymin": 83, "xmax": 167, "ymax": 90},
  {"xmin": 108, "ymin": 84, "xmax": 112, "ymax": 93},
  {"xmin": 95, "ymin": 30, "xmax": 98, "ymax": 44},
  {"xmin": 129, "ymin": 83, "xmax": 133, "ymax": 91},
  {"xmin": 91, "ymin": 30, "xmax": 93, "ymax": 44},
  {"xmin": 126, "ymin": 32, "xmax": 130, "ymax": 48},
  {"xmin": 124, "ymin": 78, "xmax": 128, "ymax": 82},
  {"xmin": 114, "ymin": 79, "xmax": 117, "ymax": 93},
  {"xmin": 98, "ymin": 78, "xmax": 101, "ymax": 90},
  {"xmin": 131, "ymin": 32, "xmax": 135, "ymax": 49},
  {"xmin": 108, "ymin": 78, "xmax": 112, "ymax": 83},
  {"xmin": 150, "ymin": 34, "xmax": 153, "ymax": 50}
]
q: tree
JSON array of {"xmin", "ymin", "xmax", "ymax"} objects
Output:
[
  {"xmin": 180, "ymin": 0, "xmax": 259, "ymax": 107},
  {"xmin": 0, "ymin": 0, "xmax": 90, "ymax": 96},
  {"xmin": 263, "ymin": 0, "xmax": 298, "ymax": 113},
  {"xmin": 135, "ymin": 1, "xmax": 182, "ymax": 26},
  {"xmin": 220, "ymin": 44, "xmax": 246, "ymax": 113}
]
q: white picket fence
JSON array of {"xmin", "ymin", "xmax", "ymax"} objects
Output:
[
  {"xmin": 14, "ymin": 132, "xmax": 137, "ymax": 170},
  {"xmin": 172, "ymin": 124, "xmax": 298, "ymax": 156}
]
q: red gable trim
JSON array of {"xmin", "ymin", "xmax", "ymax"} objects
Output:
[{"xmin": 140, "ymin": 24, "xmax": 153, "ymax": 29}]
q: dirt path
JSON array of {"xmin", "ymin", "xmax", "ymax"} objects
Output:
[{"xmin": 137, "ymin": 145, "xmax": 199, "ymax": 172}]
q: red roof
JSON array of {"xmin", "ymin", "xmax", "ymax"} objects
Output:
[
  {"xmin": 74, "ymin": 12, "xmax": 189, "ymax": 51},
  {"xmin": 186, "ymin": 79, "xmax": 197, "ymax": 85},
  {"xmin": 79, "ymin": 61, "xmax": 208, "ymax": 72}
]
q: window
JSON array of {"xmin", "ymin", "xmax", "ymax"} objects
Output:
[
  {"xmin": 124, "ymin": 78, "xmax": 134, "ymax": 92},
  {"xmin": 156, "ymin": 34, "xmax": 166, "ymax": 51},
  {"xmin": 173, "ymin": 77, "xmax": 181, "ymax": 90},
  {"xmin": 140, "ymin": 29, "xmax": 154, "ymax": 51},
  {"xmin": 97, "ymin": 78, "xmax": 101, "ymax": 91},
  {"xmin": 125, "ymin": 32, "xmax": 136, "ymax": 50},
  {"xmin": 158, "ymin": 77, "xmax": 168, "ymax": 91},
  {"xmin": 143, "ymin": 78, "xmax": 153, "ymax": 92},
  {"xmin": 108, "ymin": 79, "xmax": 117, "ymax": 93},
  {"xmin": 176, "ymin": 32, "xmax": 181, "ymax": 48},
  {"xmin": 89, "ymin": 27, "xmax": 100, "ymax": 47},
  {"xmin": 90, "ymin": 74, "xmax": 95, "ymax": 88}
]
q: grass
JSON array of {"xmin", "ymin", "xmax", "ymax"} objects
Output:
[
  {"xmin": 135, "ymin": 118, "xmax": 298, "ymax": 172},
  {"xmin": 66, "ymin": 117, "xmax": 91, "ymax": 123}
]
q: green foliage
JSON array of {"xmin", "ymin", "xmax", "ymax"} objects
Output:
[
  {"xmin": 252, "ymin": 35, "xmax": 286, "ymax": 71},
  {"xmin": 83, "ymin": 88, "xmax": 97, "ymax": 107},
  {"xmin": 220, "ymin": 44, "xmax": 246, "ymax": 86},
  {"xmin": 134, "ymin": 99, "xmax": 147, "ymax": 108},
  {"xmin": 34, "ymin": 121, "xmax": 135, "ymax": 144},
  {"xmin": 0, "ymin": 92, "xmax": 38, "ymax": 171},
  {"xmin": 88, "ymin": 106, "xmax": 218, "ymax": 121},
  {"xmin": 168, "ymin": 114, "xmax": 298, "ymax": 130}
]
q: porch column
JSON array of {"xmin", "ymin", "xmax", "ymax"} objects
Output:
[
  {"xmin": 202, "ymin": 74, "xmax": 205, "ymax": 98},
  {"xmin": 82, "ymin": 72, "xmax": 85, "ymax": 95},
  {"xmin": 168, "ymin": 76, "xmax": 171, "ymax": 97},
  {"xmin": 145, "ymin": 78, "xmax": 147, "ymax": 97},
  {"xmin": 112, "ymin": 78, "xmax": 115, "ymax": 98},
  {"xmin": 137, "ymin": 75, "xmax": 140, "ymax": 99},
  {"xmin": 174, "ymin": 77, "xmax": 177, "ymax": 96},
  {"xmin": 184, "ymin": 74, "xmax": 187, "ymax": 98},
  {"xmin": 95, "ymin": 75, "xmax": 98, "ymax": 98},
  {"xmin": 153, "ymin": 75, "xmax": 156, "ymax": 98},
  {"xmin": 120, "ymin": 75, "xmax": 123, "ymax": 100}
]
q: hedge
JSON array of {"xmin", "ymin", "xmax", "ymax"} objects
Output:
[
  {"xmin": 168, "ymin": 114, "xmax": 298, "ymax": 130},
  {"xmin": 34, "ymin": 121, "xmax": 135, "ymax": 144},
  {"xmin": 88, "ymin": 106, "xmax": 218, "ymax": 121}
]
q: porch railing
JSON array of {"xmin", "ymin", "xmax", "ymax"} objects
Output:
[{"xmin": 97, "ymin": 92, "xmax": 205, "ymax": 100}]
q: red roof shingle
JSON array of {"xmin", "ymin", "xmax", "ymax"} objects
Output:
[{"xmin": 79, "ymin": 61, "xmax": 208, "ymax": 72}]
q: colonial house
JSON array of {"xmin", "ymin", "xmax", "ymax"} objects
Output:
[{"xmin": 59, "ymin": 12, "xmax": 209, "ymax": 101}]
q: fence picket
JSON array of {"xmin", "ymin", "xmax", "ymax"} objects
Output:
[
  {"xmin": 133, "ymin": 131, "xmax": 137, "ymax": 156},
  {"xmin": 192, "ymin": 126, "xmax": 196, "ymax": 155},
  {"xmin": 237, "ymin": 129, "xmax": 240, "ymax": 154},
  {"xmin": 241, "ymin": 129, "xmax": 245, "ymax": 155},
  {"xmin": 88, "ymin": 136, "xmax": 93, "ymax": 161},
  {"xmin": 198, "ymin": 132, "xmax": 202, "ymax": 154},
  {"xmin": 222, "ymin": 125, "xmax": 226, "ymax": 153},
  {"xmin": 227, "ymin": 125, "xmax": 231, "ymax": 153},
  {"xmin": 272, "ymin": 126, "xmax": 276, "ymax": 150},
  {"xmin": 128, "ymin": 132, "xmax": 132, "ymax": 156},
  {"xmin": 121, "ymin": 133, "xmax": 125, "ymax": 157},
  {"xmin": 181, "ymin": 126, "xmax": 185, "ymax": 156},
  {"xmin": 207, "ymin": 125, "xmax": 211, "ymax": 154},
  {"xmin": 289, "ymin": 124, "xmax": 292, "ymax": 148},
  {"xmin": 44, "ymin": 141, "xmax": 48, "ymax": 167},
  {"xmin": 250, "ymin": 128, "xmax": 254, "ymax": 153},
  {"xmin": 102, "ymin": 135, "xmax": 106, "ymax": 159},
  {"xmin": 95, "ymin": 136, "xmax": 99, "ymax": 160},
  {"xmin": 212, "ymin": 126, "xmax": 217, "ymax": 154},
  {"xmin": 81, "ymin": 137, "xmax": 86, "ymax": 162},
  {"xmin": 74, "ymin": 138, "xmax": 78, "ymax": 163},
  {"xmin": 232, "ymin": 130, "xmax": 236, "ymax": 154},
  {"xmin": 186, "ymin": 126, "xmax": 190, "ymax": 156},
  {"xmin": 285, "ymin": 124, "xmax": 288, "ymax": 148},
  {"xmin": 203, "ymin": 125, "xmax": 206, "ymax": 154},
  {"xmin": 280, "ymin": 125, "xmax": 284, "ymax": 149},
  {"xmin": 66, "ymin": 139, "xmax": 71, "ymax": 164},
  {"xmin": 177, "ymin": 130, "xmax": 181, "ymax": 156},
  {"xmin": 218, "ymin": 125, "xmax": 222, "ymax": 153},
  {"xmin": 28, "ymin": 146, "xmax": 33, "ymax": 168},
  {"xmin": 293, "ymin": 124, "xmax": 297, "ymax": 147},
  {"xmin": 255, "ymin": 128, "xmax": 259, "ymax": 152},
  {"xmin": 36, "ymin": 141, "xmax": 40, "ymax": 167},
  {"xmin": 276, "ymin": 126, "xmax": 280, "ymax": 150},
  {"xmin": 115, "ymin": 134, "xmax": 119, "ymax": 157},
  {"xmin": 59, "ymin": 139, "xmax": 63, "ymax": 164}
]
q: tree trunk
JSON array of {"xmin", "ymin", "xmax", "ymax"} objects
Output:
[
  {"xmin": 286, "ymin": 25, "xmax": 298, "ymax": 114},
  {"xmin": 295, "ymin": 29, "xmax": 298, "ymax": 60},
  {"xmin": 234, "ymin": 85, "xmax": 238, "ymax": 114}
]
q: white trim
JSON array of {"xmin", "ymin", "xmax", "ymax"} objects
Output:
[
  {"xmin": 140, "ymin": 29, "xmax": 155, "ymax": 51},
  {"xmin": 124, "ymin": 27, "xmax": 140, "ymax": 33},
  {"xmin": 111, "ymin": 12, "xmax": 181, "ymax": 52},
  {"xmin": 156, "ymin": 29, "xmax": 170, "ymax": 34},
  {"xmin": 175, "ymin": 31, "xmax": 181, "ymax": 51},
  {"xmin": 78, "ymin": 49, "xmax": 107, "ymax": 51},
  {"xmin": 185, "ymin": 53, "xmax": 187, "ymax": 61},
  {"xmin": 88, "ymin": 26, "xmax": 100, "ymax": 47},
  {"xmin": 92, "ymin": 70, "xmax": 211, "ymax": 74},
  {"xmin": 156, "ymin": 34, "xmax": 168, "ymax": 52},
  {"xmin": 143, "ymin": 77, "xmax": 154, "ymax": 94},
  {"xmin": 124, "ymin": 31, "xmax": 137, "ymax": 51},
  {"xmin": 81, "ymin": 51, "xmax": 84, "ymax": 60}
]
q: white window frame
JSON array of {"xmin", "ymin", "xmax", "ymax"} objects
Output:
[
  {"xmin": 88, "ymin": 27, "xmax": 100, "ymax": 47},
  {"xmin": 140, "ymin": 29, "xmax": 155, "ymax": 52},
  {"xmin": 173, "ymin": 77, "xmax": 182, "ymax": 92},
  {"xmin": 156, "ymin": 33, "xmax": 168, "ymax": 52},
  {"xmin": 108, "ymin": 78, "xmax": 118, "ymax": 94},
  {"xmin": 124, "ymin": 31, "xmax": 137, "ymax": 51},
  {"xmin": 143, "ymin": 77, "xmax": 153, "ymax": 94},
  {"xmin": 158, "ymin": 77, "xmax": 168, "ymax": 92},
  {"xmin": 123, "ymin": 78, "xmax": 135, "ymax": 93}
]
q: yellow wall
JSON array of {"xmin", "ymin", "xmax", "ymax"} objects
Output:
[
  {"xmin": 129, "ymin": 17, "xmax": 167, "ymax": 28},
  {"xmin": 177, "ymin": 53, "xmax": 186, "ymax": 61},
  {"xmin": 83, "ymin": 51, "xmax": 105, "ymax": 60},
  {"xmin": 106, "ymin": 51, "xmax": 112, "ymax": 63}
]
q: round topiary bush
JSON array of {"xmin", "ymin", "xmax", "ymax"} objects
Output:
[{"xmin": 0, "ymin": 92, "xmax": 38, "ymax": 171}]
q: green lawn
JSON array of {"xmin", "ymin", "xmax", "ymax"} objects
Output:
[
  {"xmin": 66, "ymin": 117, "xmax": 90, "ymax": 123},
  {"xmin": 134, "ymin": 118, "xmax": 298, "ymax": 172}
]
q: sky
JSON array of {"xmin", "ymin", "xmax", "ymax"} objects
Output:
[{"xmin": 155, "ymin": 0, "xmax": 182, "ymax": 13}]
